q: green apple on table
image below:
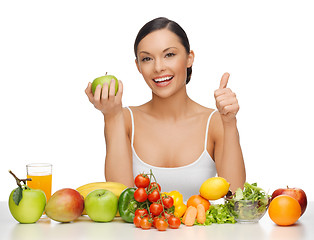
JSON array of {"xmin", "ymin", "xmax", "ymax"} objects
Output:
[
  {"xmin": 91, "ymin": 73, "xmax": 119, "ymax": 95},
  {"xmin": 8, "ymin": 170, "xmax": 46, "ymax": 224},
  {"xmin": 84, "ymin": 189, "xmax": 118, "ymax": 222}
]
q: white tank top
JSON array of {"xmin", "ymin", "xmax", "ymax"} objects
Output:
[{"xmin": 127, "ymin": 107, "xmax": 217, "ymax": 201}]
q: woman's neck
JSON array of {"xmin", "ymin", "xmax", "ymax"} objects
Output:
[{"xmin": 149, "ymin": 87, "xmax": 194, "ymax": 121}]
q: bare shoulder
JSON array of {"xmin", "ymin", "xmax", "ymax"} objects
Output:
[
  {"xmin": 192, "ymin": 101, "xmax": 216, "ymax": 119},
  {"xmin": 121, "ymin": 104, "xmax": 151, "ymax": 136},
  {"xmin": 122, "ymin": 107, "xmax": 132, "ymax": 137},
  {"xmin": 125, "ymin": 102, "xmax": 154, "ymax": 118},
  {"xmin": 208, "ymin": 109, "xmax": 224, "ymax": 141},
  {"xmin": 192, "ymin": 102, "xmax": 223, "ymax": 141},
  {"xmin": 192, "ymin": 101, "xmax": 220, "ymax": 122},
  {"xmin": 123, "ymin": 103, "xmax": 148, "ymax": 114}
]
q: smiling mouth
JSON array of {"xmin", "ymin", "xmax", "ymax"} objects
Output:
[{"xmin": 153, "ymin": 76, "xmax": 174, "ymax": 83}]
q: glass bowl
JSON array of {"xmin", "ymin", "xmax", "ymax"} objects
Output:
[{"xmin": 224, "ymin": 197, "xmax": 270, "ymax": 223}]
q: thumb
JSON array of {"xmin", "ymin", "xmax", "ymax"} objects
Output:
[{"xmin": 219, "ymin": 72, "xmax": 230, "ymax": 89}]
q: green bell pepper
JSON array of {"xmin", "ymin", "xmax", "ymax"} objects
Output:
[{"xmin": 118, "ymin": 188, "xmax": 139, "ymax": 223}]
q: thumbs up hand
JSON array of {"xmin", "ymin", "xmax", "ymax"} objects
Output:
[{"xmin": 214, "ymin": 72, "xmax": 239, "ymax": 123}]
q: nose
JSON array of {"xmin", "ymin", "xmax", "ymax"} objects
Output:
[{"xmin": 154, "ymin": 58, "xmax": 165, "ymax": 73}]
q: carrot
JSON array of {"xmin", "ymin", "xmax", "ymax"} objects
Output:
[
  {"xmin": 183, "ymin": 206, "xmax": 197, "ymax": 226},
  {"xmin": 196, "ymin": 204, "xmax": 206, "ymax": 224},
  {"xmin": 182, "ymin": 212, "xmax": 186, "ymax": 224},
  {"xmin": 181, "ymin": 207, "xmax": 187, "ymax": 224}
]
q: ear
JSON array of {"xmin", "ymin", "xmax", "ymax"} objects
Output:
[
  {"xmin": 187, "ymin": 50, "xmax": 195, "ymax": 68},
  {"xmin": 135, "ymin": 59, "xmax": 142, "ymax": 73}
]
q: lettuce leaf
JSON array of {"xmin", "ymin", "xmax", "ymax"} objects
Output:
[
  {"xmin": 235, "ymin": 182, "xmax": 269, "ymax": 201},
  {"xmin": 196, "ymin": 204, "xmax": 236, "ymax": 225}
]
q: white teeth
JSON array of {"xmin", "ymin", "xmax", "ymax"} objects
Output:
[{"xmin": 154, "ymin": 76, "xmax": 173, "ymax": 82}]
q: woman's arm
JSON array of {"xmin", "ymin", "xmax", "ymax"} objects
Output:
[
  {"xmin": 213, "ymin": 73, "xmax": 246, "ymax": 192},
  {"xmin": 104, "ymin": 109, "xmax": 133, "ymax": 187},
  {"xmin": 85, "ymin": 80, "xmax": 133, "ymax": 187},
  {"xmin": 213, "ymin": 117, "xmax": 246, "ymax": 192}
]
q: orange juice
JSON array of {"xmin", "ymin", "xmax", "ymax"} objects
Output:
[{"xmin": 27, "ymin": 174, "xmax": 52, "ymax": 201}]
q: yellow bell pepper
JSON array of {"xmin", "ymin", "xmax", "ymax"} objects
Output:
[
  {"xmin": 174, "ymin": 203, "xmax": 187, "ymax": 218},
  {"xmin": 166, "ymin": 190, "xmax": 186, "ymax": 218},
  {"xmin": 168, "ymin": 190, "xmax": 184, "ymax": 206}
]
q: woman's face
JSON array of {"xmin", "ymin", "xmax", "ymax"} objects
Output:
[{"xmin": 136, "ymin": 29, "xmax": 194, "ymax": 98}]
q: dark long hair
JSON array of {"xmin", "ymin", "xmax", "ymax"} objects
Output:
[{"xmin": 134, "ymin": 17, "xmax": 192, "ymax": 84}]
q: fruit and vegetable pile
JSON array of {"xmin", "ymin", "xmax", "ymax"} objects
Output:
[
  {"xmin": 8, "ymin": 169, "xmax": 307, "ymax": 229},
  {"xmin": 119, "ymin": 172, "xmax": 181, "ymax": 230}
]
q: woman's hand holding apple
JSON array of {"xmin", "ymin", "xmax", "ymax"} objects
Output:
[
  {"xmin": 85, "ymin": 79, "xmax": 123, "ymax": 118},
  {"xmin": 214, "ymin": 72, "xmax": 239, "ymax": 125}
]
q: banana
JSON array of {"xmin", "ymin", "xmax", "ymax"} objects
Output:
[
  {"xmin": 77, "ymin": 182, "xmax": 127, "ymax": 198},
  {"xmin": 76, "ymin": 182, "xmax": 128, "ymax": 216}
]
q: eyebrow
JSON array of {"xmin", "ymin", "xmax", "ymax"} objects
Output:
[{"xmin": 139, "ymin": 47, "xmax": 178, "ymax": 55}]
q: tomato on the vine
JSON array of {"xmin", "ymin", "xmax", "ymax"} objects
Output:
[
  {"xmin": 162, "ymin": 195, "xmax": 174, "ymax": 208},
  {"xmin": 148, "ymin": 189, "xmax": 160, "ymax": 202},
  {"xmin": 162, "ymin": 211, "xmax": 172, "ymax": 219},
  {"xmin": 134, "ymin": 174, "xmax": 150, "ymax": 188},
  {"xmin": 152, "ymin": 216, "xmax": 163, "ymax": 227},
  {"xmin": 135, "ymin": 208, "xmax": 148, "ymax": 217},
  {"xmin": 168, "ymin": 216, "xmax": 181, "ymax": 229},
  {"xmin": 148, "ymin": 182, "xmax": 161, "ymax": 192},
  {"xmin": 134, "ymin": 188, "xmax": 147, "ymax": 202},
  {"xmin": 140, "ymin": 217, "xmax": 152, "ymax": 230},
  {"xmin": 155, "ymin": 218, "xmax": 168, "ymax": 231},
  {"xmin": 149, "ymin": 203, "xmax": 163, "ymax": 216},
  {"xmin": 133, "ymin": 215, "xmax": 142, "ymax": 228}
]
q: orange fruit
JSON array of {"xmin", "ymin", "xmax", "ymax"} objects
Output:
[
  {"xmin": 187, "ymin": 195, "xmax": 211, "ymax": 211},
  {"xmin": 268, "ymin": 195, "xmax": 301, "ymax": 226}
]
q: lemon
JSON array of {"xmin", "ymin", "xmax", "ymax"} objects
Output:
[{"xmin": 199, "ymin": 177, "xmax": 230, "ymax": 200}]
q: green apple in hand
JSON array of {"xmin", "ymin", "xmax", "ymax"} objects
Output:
[
  {"xmin": 91, "ymin": 73, "xmax": 119, "ymax": 95},
  {"xmin": 84, "ymin": 189, "xmax": 118, "ymax": 222},
  {"xmin": 8, "ymin": 171, "xmax": 46, "ymax": 224}
]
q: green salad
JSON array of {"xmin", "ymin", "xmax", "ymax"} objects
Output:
[
  {"xmin": 195, "ymin": 204, "xmax": 236, "ymax": 225},
  {"xmin": 224, "ymin": 182, "xmax": 270, "ymax": 221}
]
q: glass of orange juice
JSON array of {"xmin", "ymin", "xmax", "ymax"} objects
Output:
[{"xmin": 26, "ymin": 163, "xmax": 52, "ymax": 202}]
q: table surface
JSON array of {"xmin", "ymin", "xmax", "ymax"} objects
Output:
[{"xmin": 0, "ymin": 201, "xmax": 313, "ymax": 240}]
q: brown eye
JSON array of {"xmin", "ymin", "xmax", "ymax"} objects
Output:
[
  {"xmin": 142, "ymin": 57, "xmax": 152, "ymax": 62},
  {"xmin": 165, "ymin": 52, "xmax": 175, "ymax": 58}
]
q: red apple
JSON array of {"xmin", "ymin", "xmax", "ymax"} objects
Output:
[
  {"xmin": 271, "ymin": 187, "xmax": 307, "ymax": 216},
  {"xmin": 45, "ymin": 188, "xmax": 84, "ymax": 222}
]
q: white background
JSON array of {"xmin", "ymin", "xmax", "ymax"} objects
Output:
[{"xmin": 1, "ymin": 0, "xmax": 313, "ymax": 201}]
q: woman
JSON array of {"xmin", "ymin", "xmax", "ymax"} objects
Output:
[{"xmin": 85, "ymin": 17, "xmax": 245, "ymax": 200}]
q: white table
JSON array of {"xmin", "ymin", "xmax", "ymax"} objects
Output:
[{"xmin": 0, "ymin": 201, "xmax": 313, "ymax": 240}]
